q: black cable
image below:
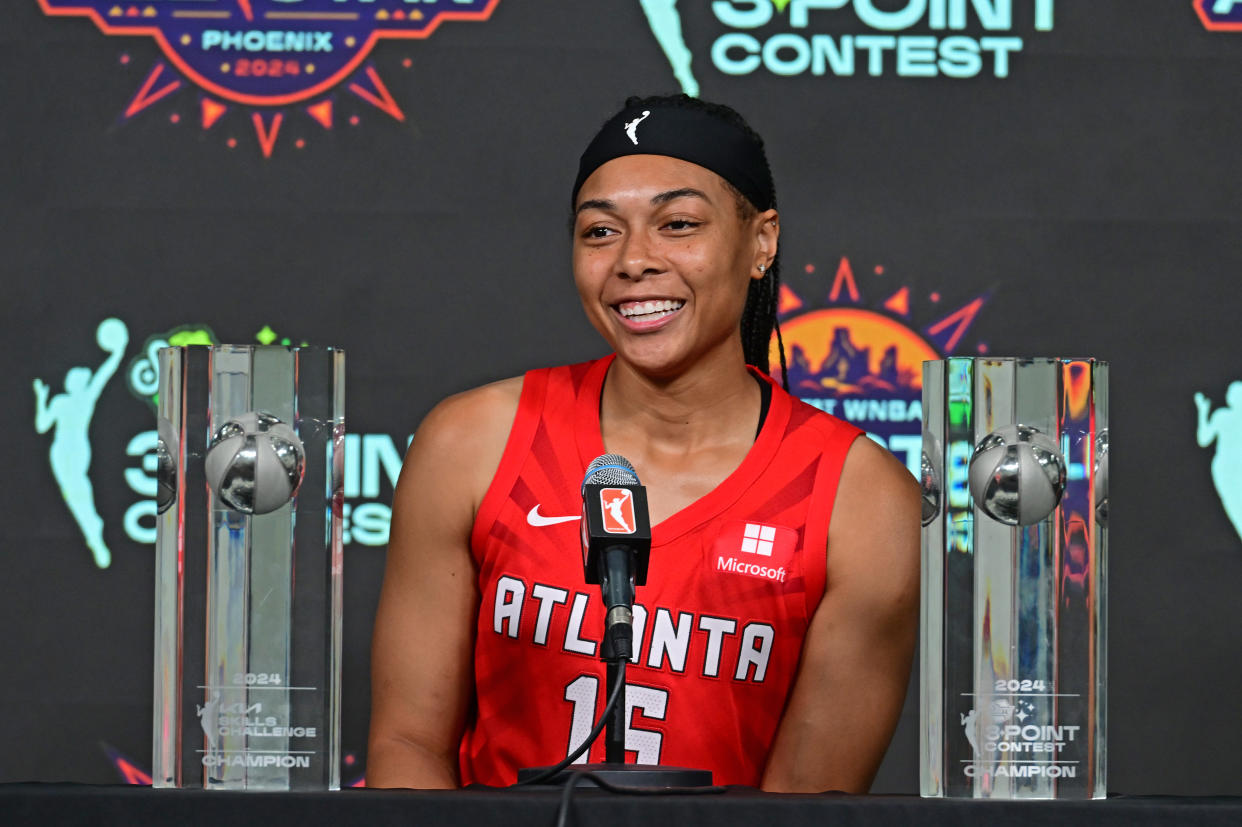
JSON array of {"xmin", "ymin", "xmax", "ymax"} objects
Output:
[
  {"xmin": 554, "ymin": 769, "xmax": 728, "ymax": 827},
  {"xmin": 515, "ymin": 660, "xmax": 627, "ymax": 787}
]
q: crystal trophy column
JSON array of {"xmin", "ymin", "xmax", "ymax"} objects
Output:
[
  {"xmin": 153, "ymin": 345, "xmax": 345, "ymax": 790},
  {"xmin": 920, "ymin": 357, "xmax": 1107, "ymax": 799}
]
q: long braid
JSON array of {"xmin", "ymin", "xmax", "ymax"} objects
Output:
[
  {"xmin": 742, "ymin": 258, "xmax": 788, "ymax": 390},
  {"xmin": 734, "ymin": 131, "xmax": 787, "ymax": 391}
]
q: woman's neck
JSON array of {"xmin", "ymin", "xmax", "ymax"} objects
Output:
[{"xmin": 599, "ymin": 346, "xmax": 762, "ymax": 456}]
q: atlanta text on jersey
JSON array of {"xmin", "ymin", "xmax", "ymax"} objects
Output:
[{"xmin": 493, "ymin": 576, "xmax": 776, "ymax": 683}]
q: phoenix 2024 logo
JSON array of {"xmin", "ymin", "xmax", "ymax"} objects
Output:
[
  {"xmin": 39, "ymin": 0, "xmax": 501, "ymax": 156},
  {"xmin": 1197, "ymin": 0, "xmax": 1242, "ymax": 30}
]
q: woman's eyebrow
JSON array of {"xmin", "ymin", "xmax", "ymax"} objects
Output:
[
  {"xmin": 575, "ymin": 188, "xmax": 710, "ymax": 216},
  {"xmin": 652, "ymin": 187, "xmax": 709, "ymax": 205},
  {"xmin": 575, "ymin": 198, "xmax": 615, "ymax": 215}
]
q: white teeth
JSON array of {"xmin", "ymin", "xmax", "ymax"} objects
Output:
[{"xmin": 618, "ymin": 299, "xmax": 685, "ymax": 318}]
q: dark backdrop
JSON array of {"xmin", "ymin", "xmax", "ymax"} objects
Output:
[{"xmin": 3, "ymin": 0, "xmax": 1240, "ymax": 794}]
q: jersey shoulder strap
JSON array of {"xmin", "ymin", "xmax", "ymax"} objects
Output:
[{"xmin": 470, "ymin": 359, "xmax": 602, "ymax": 555}]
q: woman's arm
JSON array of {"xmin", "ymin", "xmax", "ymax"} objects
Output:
[
  {"xmin": 366, "ymin": 379, "xmax": 521, "ymax": 788},
  {"xmin": 761, "ymin": 436, "xmax": 921, "ymax": 793}
]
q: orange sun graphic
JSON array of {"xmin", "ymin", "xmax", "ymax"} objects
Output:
[
  {"xmin": 768, "ymin": 256, "xmax": 988, "ymax": 397},
  {"xmin": 778, "ymin": 307, "xmax": 939, "ymax": 394}
]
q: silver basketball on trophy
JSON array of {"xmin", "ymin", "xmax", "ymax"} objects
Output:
[
  {"xmin": 1094, "ymin": 428, "xmax": 1109, "ymax": 524},
  {"xmin": 204, "ymin": 410, "xmax": 305, "ymax": 515},
  {"xmin": 920, "ymin": 430, "xmax": 942, "ymax": 527},
  {"xmin": 968, "ymin": 423, "xmax": 1066, "ymax": 526},
  {"xmin": 155, "ymin": 417, "xmax": 178, "ymax": 515}
]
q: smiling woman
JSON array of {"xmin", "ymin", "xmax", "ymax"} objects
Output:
[
  {"xmin": 571, "ymin": 152, "xmax": 776, "ymax": 385},
  {"xmin": 367, "ymin": 94, "xmax": 920, "ymax": 793}
]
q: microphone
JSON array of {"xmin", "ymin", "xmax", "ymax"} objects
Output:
[{"xmin": 581, "ymin": 454, "xmax": 651, "ymax": 662}]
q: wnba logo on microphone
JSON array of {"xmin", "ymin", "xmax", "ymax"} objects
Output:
[{"xmin": 599, "ymin": 488, "xmax": 637, "ymax": 534}]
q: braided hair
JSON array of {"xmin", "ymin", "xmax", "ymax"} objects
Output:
[{"xmin": 581, "ymin": 94, "xmax": 789, "ymax": 390}]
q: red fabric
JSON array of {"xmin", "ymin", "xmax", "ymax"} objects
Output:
[{"xmin": 460, "ymin": 356, "xmax": 862, "ymax": 786}]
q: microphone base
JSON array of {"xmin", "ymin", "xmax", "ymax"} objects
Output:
[{"xmin": 515, "ymin": 763, "xmax": 713, "ymax": 789}]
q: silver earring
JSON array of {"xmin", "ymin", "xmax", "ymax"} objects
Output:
[{"xmin": 758, "ymin": 264, "xmax": 766, "ymax": 273}]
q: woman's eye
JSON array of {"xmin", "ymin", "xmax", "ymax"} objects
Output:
[
  {"xmin": 664, "ymin": 220, "xmax": 699, "ymax": 231},
  {"xmin": 583, "ymin": 226, "xmax": 614, "ymax": 239}
]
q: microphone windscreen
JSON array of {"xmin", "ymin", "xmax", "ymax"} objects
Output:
[{"xmin": 583, "ymin": 453, "xmax": 640, "ymax": 487}]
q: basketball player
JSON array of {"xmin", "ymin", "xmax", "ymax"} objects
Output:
[{"xmin": 368, "ymin": 95, "xmax": 919, "ymax": 792}]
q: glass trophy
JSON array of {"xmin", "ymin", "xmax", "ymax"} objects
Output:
[
  {"xmin": 920, "ymin": 357, "xmax": 1107, "ymax": 799},
  {"xmin": 153, "ymin": 345, "xmax": 345, "ymax": 790}
]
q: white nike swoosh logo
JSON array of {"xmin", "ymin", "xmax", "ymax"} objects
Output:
[{"xmin": 526, "ymin": 505, "xmax": 581, "ymax": 527}]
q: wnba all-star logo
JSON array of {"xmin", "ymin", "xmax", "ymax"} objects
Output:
[
  {"xmin": 39, "ymin": 0, "xmax": 501, "ymax": 156},
  {"xmin": 1196, "ymin": 0, "xmax": 1242, "ymax": 30},
  {"xmin": 773, "ymin": 256, "xmax": 987, "ymax": 476}
]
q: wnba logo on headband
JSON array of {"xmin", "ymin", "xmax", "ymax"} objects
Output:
[
  {"xmin": 624, "ymin": 111, "xmax": 652, "ymax": 145},
  {"xmin": 574, "ymin": 98, "xmax": 774, "ymax": 211}
]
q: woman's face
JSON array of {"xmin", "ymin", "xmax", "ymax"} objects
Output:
[{"xmin": 572, "ymin": 154, "xmax": 778, "ymax": 379}]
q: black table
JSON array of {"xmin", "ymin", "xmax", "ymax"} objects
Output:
[{"xmin": 3, "ymin": 783, "xmax": 1240, "ymax": 826}]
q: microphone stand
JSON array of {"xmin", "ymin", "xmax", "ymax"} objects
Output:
[
  {"xmin": 517, "ymin": 467, "xmax": 713, "ymax": 789},
  {"xmin": 604, "ymin": 655, "xmax": 626, "ymax": 764},
  {"xmin": 517, "ymin": 546, "xmax": 713, "ymax": 789}
]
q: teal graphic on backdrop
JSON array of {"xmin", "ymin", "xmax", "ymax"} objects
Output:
[
  {"xmin": 640, "ymin": 0, "xmax": 699, "ymax": 96},
  {"xmin": 126, "ymin": 325, "xmax": 218, "ymax": 411},
  {"xmin": 643, "ymin": 0, "xmax": 1056, "ymax": 84},
  {"xmin": 32, "ymin": 318, "xmax": 129, "ymax": 569},
  {"xmin": 35, "ymin": 317, "xmax": 406, "ymax": 567},
  {"xmin": 1196, "ymin": 383, "xmax": 1242, "ymax": 542}
]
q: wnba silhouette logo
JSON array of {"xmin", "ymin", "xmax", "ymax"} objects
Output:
[
  {"xmin": 599, "ymin": 488, "xmax": 637, "ymax": 534},
  {"xmin": 1195, "ymin": 382, "xmax": 1242, "ymax": 543},
  {"xmin": 32, "ymin": 318, "xmax": 129, "ymax": 569}
]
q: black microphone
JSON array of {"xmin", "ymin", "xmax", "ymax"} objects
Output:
[{"xmin": 580, "ymin": 453, "xmax": 651, "ymax": 662}]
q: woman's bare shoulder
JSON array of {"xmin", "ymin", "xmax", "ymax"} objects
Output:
[
  {"xmin": 400, "ymin": 375, "xmax": 525, "ymax": 506},
  {"xmin": 421, "ymin": 375, "xmax": 524, "ymax": 437}
]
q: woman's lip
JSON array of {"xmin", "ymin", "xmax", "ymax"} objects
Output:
[{"xmin": 612, "ymin": 302, "xmax": 684, "ymax": 332}]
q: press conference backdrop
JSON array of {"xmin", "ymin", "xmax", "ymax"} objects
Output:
[{"xmin": 4, "ymin": 0, "xmax": 1240, "ymax": 793}]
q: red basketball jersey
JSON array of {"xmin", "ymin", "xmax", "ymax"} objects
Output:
[{"xmin": 460, "ymin": 356, "xmax": 862, "ymax": 786}]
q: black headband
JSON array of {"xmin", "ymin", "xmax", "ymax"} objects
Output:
[{"xmin": 572, "ymin": 102, "xmax": 774, "ymax": 212}]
